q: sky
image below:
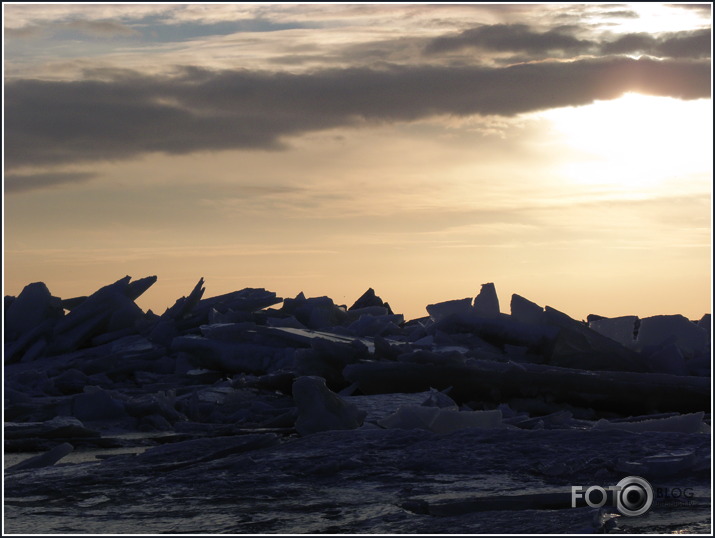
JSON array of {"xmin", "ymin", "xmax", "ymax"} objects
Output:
[{"xmin": 3, "ymin": 2, "xmax": 713, "ymax": 322}]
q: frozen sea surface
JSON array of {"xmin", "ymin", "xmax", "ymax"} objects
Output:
[
  {"xmin": 4, "ymin": 427, "xmax": 710, "ymax": 534},
  {"xmin": 4, "ymin": 278, "xmax": 711, "ymax": 534}
]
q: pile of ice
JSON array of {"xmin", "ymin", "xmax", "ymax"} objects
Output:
[
  {"xmin": 588, "ymin": 312, "xmax": 711, "ymax": 376},
  {"xmin": 4, "ymin": 277, "xmax": 711, "ymax": 454},
  {"xmin": 4, "ymin": 276, "xmax": 712, "ymax": 533}
]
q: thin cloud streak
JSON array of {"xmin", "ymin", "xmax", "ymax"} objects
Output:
[
  {"xmin": 4, "ymin": 171, "xmax": 97, "ymax": 193},
  {"xmin": 424, "ymin": 23, "xmax": 595, "ymax": 55},
  {"xmin": 5, "ymin": 19, "xmax": 144, "ymax": 39},
  {"xmin": 601, "ymin": 28, "xmax": 711, "ymax": 58},
  {"xmin": 5, "ymin": 244, "xmax": 341, "ymax": 265},
  {"xmin": 425, "ymin": 25, "xmax": 710, "ymax": 59}
]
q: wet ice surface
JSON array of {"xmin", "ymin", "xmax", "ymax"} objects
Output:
[
  {"xmin": 4, "ymin": 278, "xmax": 712, "ymax": 534},
  {"xmin": 4, "ymin": 428, "xmax": 711, "ymax": 534}
]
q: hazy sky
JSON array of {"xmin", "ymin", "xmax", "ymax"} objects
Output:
[{"xmin": 3, "ymin": 3, "xmax": 712, "ymax": 321}]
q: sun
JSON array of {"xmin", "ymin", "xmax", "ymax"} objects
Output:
[
  {"xmin": 597, "ymin": 3, "xmax": 710, "ymax": 35},
  {"xmin": 535, "ymin": 93, "xmax": 712, "ymax": 192}
]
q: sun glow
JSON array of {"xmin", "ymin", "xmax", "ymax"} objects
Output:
[
  {"xmin": 537, "ymin": 93, "xmax": 712, "ymax": 191},
  {"xmin": 596, "ymin": 3, "xmax": 710, "ymax": 35}
]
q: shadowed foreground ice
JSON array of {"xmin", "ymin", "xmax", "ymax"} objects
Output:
[{"xmin": 4, "ymin": 277, "xmax": 711, "ymax": 534}]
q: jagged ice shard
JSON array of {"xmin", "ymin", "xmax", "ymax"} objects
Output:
[{"xmin": 3, "ymin": 277, "xmax": 711, "ymax": 534}]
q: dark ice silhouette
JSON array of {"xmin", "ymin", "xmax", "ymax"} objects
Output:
[{"xmin": 4, "ymin": 276, "xmax": 711, "ymax": 533}]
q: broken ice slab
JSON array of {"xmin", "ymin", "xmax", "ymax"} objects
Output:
[
  {"xmin": 427, "ymin": 310, "xmax": 559, "ymax": 352},
  {"xmin": 426, "ymin": 283, "xmax": 502, "ymax": 322},
  {"xmin": 543, "ymin": 306, "xmax": 650, "ymax": 372},
  {"xmin": 426, "ymin": 298, "xmax": 473, "ymax": 322},
  {"xmin": 637, "ymin": 315, "xmax": 710, "ymax": 357},
  {"xmin": 4, "ymin": 282, "xmax": 64, "ymax": 342},
  {"xmin": 294, "ymin": 335, "xmax": 371, "ymax": 389},
  {"xmin": 161, "ymin": 277, "xmax": 205, "ymax": 321},
  {"xmin": 49, "ymin": 277, "xmax": 149, "ymax": 355},
  {"xmin": 421, "ymin": 387, "xmax": 459, "ymax": 409},
  {"xmin": 592, "ymin": 411, "xmax": 708, "ymax": 434},
  {"xmin": 473, "ymin": 282, "xmax": 500, "ymax": 318},
  {"xmin": 60, "ymin": 296, "xmax": 88, "ymax": 311},
  {"xmin": 686, "ymin": 352, "xmax": 711, "ymax": 377},
  {"xmin": 346, "ymin": 313, "xmax": 404, "ymax": 338},
  {"xmin": 397, "ymin": 349, "xmax": 471, "ymax": 369},
  {"xmin": 77, "ymin": 336, "xmax": 166, "ymax": 378},
  {"xmin": 588, "ymin": 315, "xmax": 638, "ymax": 348},
  {"xmin": 125, "ymin": 275, "xmax": 158, "ymax": 301},
  {"xmin": 280, "ymin": 293, "xmax": 349, "ymax": 330},
  {"xmin": 426, "ymin": 310, "xmax": 561, "ymax": 360},
  {"xmin": 199, "ymin": 322, "xmax": 261, "ymax": 342},
  {"xmin": 170, "ymin": 335, "xmax": 295, "ymax": 374},
  {"xmin": 614, "ymin": 449, "xmax": 709, "ymax": 479},
  {"xmin": 292, "ymin": 376, "xmax": 366, "ymax": 436},
  {"xmin": 259, "ymin": 326, "xmax": 375, "ymax": 353},
  {"xmin": 134, "ymin": 433, "xmax": 279, "ymax": 468},
  {"xmin": 344, "ymin": 358, "xmax": 710, "ymax": 416},
  {"xmin": 377, "ymin": 405, "xmax": 443, "ymax": 431},
  {"xmin": 510, "ymin": 293, "xmax": 544, "ymax": 325},
  {"xmin": 342, "ymin": 391, "xmax": 452, "ymax": 424},
  {"xmin": 5, "ymin": 442, "xmax": 74, "ymax": 473},
  {"xmin": 646, "ymin": 342, "xmax": 688, "ymax": 376},
  {"xmin": 4, "ymin": 283, "xmax": 65, "ymax": 364},
  {"xmin": 196, "ymin": 287, "xmax": 283, "ymax": 316},
  {"xmin": 348, "ymin": 288, "xmax": 393, "ymax": 315},
  {"xmin": 378, "ymin": 406, "xmax": 502, "ymax": 434},
  {"xmin": 345, "ymin": 305, "xmax": 390, "ymax": 321},
  {"xmin": 4, "ymin": 319, "xmax": 55, "ymax": 363},
  {"xmin": 71, "ymin": 386, "xmax": 129, "ymax": 423},
  {"xmin": 4, "ymin": 416, "xmax": 100, "ymax": 440},
  {"xmin": 503, "ymin": 410, "xmax": 574, "ymax": 430}
]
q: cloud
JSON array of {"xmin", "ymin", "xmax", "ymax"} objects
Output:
[
  {"xmin": 5, "ymin": 57, "xmax": 710, "ymax": 170},
  {"xmin": 601, "ymin": 33, "xmax": 657, "ymax": 54},
  {"xmin": 2, "ymin": 4, "xmax": 174, "ymax": 29},
  {"xmin": 4, "ymin": 244, "xmax": 340, "ymax": 265},
  {"xmin": 5, "ymin": 19, "xmax": 140, "ymax": 40},
  {"xmin": 425, "ymin": 24, "xmax": 711, "ymax": 60},
  {"xmin": 4, "ymin": 172, "xmax": 97, "ymax": 193},
  {"xmin": 424, "ymin": 23, "xmax": 595, "ymax": 56},
  {"xmin": 64, "ymin": 20, "xmax": 140, "ymax": 38},
  {"xmin": 602, "ymin": 29, "xmax": 711, "ymax": 59},
  {"xmin": 598, "ymin": 9, "xmax": 640, "ymax": 19},
  {"xmin": 655, "ymin": 29, "xmax": 711, "ymax": 58},
  {"xmin": 667, "ymin": 4, "xmax": 712, "ymax": 15},
  {"xmin": 4, "ymin": 26, "xmax": 45, "ymax": 39}
]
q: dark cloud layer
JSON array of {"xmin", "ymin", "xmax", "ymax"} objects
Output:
[
  {"xmin": 4, "ymin": 171, "xmax": 96, "ymax": 193},
  {"xmin": 424, "ymin": 24, "xmax": 594, "ymax": 55},
  {"xmin": 602, "ymin": 29, "xmax": 711, "ymax": 59},
  {"xmin": 5, "ymin": 57, "xmax": 710, "ymax": 169},
  {"xmin": 668, "ymin": 4, "xmax": 712, "ymax": 15},
  {"xmin": 424, "ymin": 24, "xmax": 710, "ymax": 59},
  {"xmin": 599, "ymin": 9, "xmax": 640, "ymax": 19}
]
